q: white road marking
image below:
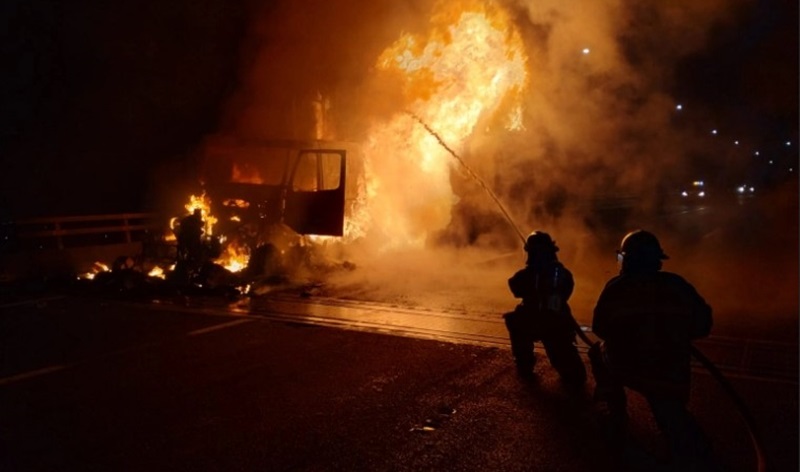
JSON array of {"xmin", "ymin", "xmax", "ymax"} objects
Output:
[
  {"xmin": 187, "ymin": 318, "xmax": 254, "ymax": 336},
  {"xmin": 0, "ymin": 295, "xmax": 65, "ymax": 310},
  {"xmin": 0, "ymin": 319, "xmax": 254, "ymax": 387},
  {"xmin": 0, "ymin": 365, "xmax": 69, "ymax": 387}
]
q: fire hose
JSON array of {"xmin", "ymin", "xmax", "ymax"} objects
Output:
[
  {"xmin": 409, "ymin": 112, "xmax": 769, "ymax": 472},
  {"xmin": 689, "ymin": 344, "xmax": 768, "ymax": 472},
  {"xmin": 406, "ymin": 112, "xmax": 527, "ymax": 243},
  {"xmin": 577, "ymin": 329, "xmax": 768, "ymax": 472}
]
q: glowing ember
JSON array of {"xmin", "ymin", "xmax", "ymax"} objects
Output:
[{"xmin": 360, "ymin": 0, "xmax": 529, "ymax": 249}]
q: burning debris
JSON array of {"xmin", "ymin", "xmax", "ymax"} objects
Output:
[
  {"xmin": 78, "ymin": 261, "xmax": 111, "ymax": 281},
  {"xmin": 75, "ymin": 177, "xmax": 358, "ymax": 300}
]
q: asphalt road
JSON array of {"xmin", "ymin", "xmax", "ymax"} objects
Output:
[{"xmin": 0, "ymin": 295, "xmax": 797, "ymax": 471}]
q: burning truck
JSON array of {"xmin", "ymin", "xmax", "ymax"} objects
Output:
[{"xmin": 165, "ymin": 136, "xmax": 365, "ymax": 290}]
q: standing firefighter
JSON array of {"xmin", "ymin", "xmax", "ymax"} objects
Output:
[
  {"xmin": 504, "ymin": 231, "xmax": 586, "ymax": 384},
  {"xmin": 590, "ymin": 230, "xmax": 716, "ymax": 470}
]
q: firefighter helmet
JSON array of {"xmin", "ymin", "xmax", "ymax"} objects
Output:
[
  {"xmin": 618, "ymin": 230, "xmax": 668, "ymax": 262},
  {"xmin": 524, "ymin": 231, "xmax": 559, "ymax": 254}
]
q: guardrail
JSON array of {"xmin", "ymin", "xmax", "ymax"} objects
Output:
[
  {"xmin": 693, "ymin": 335, "xmax": 798, "ymax": 382},
  {"xmin": 0, "ymin": 213, "xmax": 172, "ymax": 281},
  {"xmin": 3, "ymin": 213, "xmax": 165, "ymax": 251}
]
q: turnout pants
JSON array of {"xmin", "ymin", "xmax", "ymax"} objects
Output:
[
  {"xmin": 589, "ymin": 343, "xmax": 717, "ymax": 470},
  {"xmin": 503, "ymin": 309, "xmax": 586, "ymax": 384}
]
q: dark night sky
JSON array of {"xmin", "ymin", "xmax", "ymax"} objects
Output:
[
  {"xmin": 1, "ymin": 0, "xmax": 250, "ymax": 218},
  {"xmin": 674, "ymin": 0, "xmax": 798, "ymax": 139},
  {"xmin": 0, "ymin": 0, "xmax": 797, "ymax": 219}
]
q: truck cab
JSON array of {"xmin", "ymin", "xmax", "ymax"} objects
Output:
[{"xmin": 198, "ymin": 136, "xmax": 362, "ymax": 253}]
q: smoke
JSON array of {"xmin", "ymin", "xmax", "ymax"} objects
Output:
[
  {"xmin": 210, "ymin": 0, "xmax": 796, "ymax": 340},
  {"xmin": 463, "ymin": 0, "xmax": 747, "ymax": 220},
  {"xmin": 217, "ymin": 0, "xmax": 433, "ymax": 140}
]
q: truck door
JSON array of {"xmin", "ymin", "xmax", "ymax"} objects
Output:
[{"xmin": 283, "ymin": 149, "xmax": 346, "ymax": 236}]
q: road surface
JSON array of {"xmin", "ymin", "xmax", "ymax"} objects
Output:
[{"xmin": 1, "ymin": 294, "xmax": 797, "ymax": 471}]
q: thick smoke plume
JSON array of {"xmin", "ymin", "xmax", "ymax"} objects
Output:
[{"xmin": 208, "ymin": 0, "xmax": 796, "ymax": 340}]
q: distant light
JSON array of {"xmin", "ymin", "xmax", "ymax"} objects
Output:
[
  {"xmin": 786, "ymin": 141, "xmax": 791, "ymax": 146},
  {"xmin": 676, "ymin": 104, "xmax": 683, "ymax": 111},
  {"xmin": 754, "ymin": 151, "xmax": 760, "ymax": 156},
  {"xmin": 693, "ymin": 180, "xmax": 704, "ymax": 187},
  {"xmin": 734, "ymin": 140, "xmax": 740, "ymax": 145},
  {"xmin": 582, "ymin": 48, "xmax": 590, "ymax": 55},
  {"xmin": 769, "ymin": 160, "xmax": 774, "ymax": 164},
  {"xmin": 698, "ymin": 191, "xmax": 706, "ymax": 198},
  {"xmin": 711, "ymin": 129, "xmax": 718, "ymax": 135},
  {"xmin": 681, "ymin": 191, "xmax": 688, "ymax": 197},
  {"xmin": 738, "ymin": 185, "xmax": 755, "ymax": 194}
]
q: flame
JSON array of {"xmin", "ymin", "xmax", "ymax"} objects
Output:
[
  {"xmin": 184, "ymin": 192, "xmax": 218, "ymax": 236},
  {"xmin": 166, "ymin": 2, "xmax": 528, "ymax": 263},
  {"xmin": 223, "ymin": 199, "xmax": 250, "ymax": 208},
  {"xmin": 359, "ymin": 0, "xmax": 529, "ymax": 248},
  {"xmin": 78, "ymin": 261, "xmax": 110, "ymax": 280},
  {"xmin": 217, "ymin": 240, "xmax": 250, "ymax": 273},
  {"xmin": 176, "ymin": 193, "xmax": 251, "ymax": 273},
  {"xmin": 148, "ymin": 266, "xmax": 166, "ymax": 279},
  {"xmin": 232, "ymin": 163, "xmax": 264, "ymax": 184},
  {"xmin": 164, "ymin": 225, "xmax": 177, "ymax": 242}
]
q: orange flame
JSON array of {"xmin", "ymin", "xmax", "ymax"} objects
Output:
[
  {"xmin": 184, "ymin": 192, "xmax": 218, "ymax": 236},
  {"xmin": 169, "ymin": 2, "xmax": 528, "ymax": 260},
  {"xmin": 148, "ymin": 266, "xmax": 167, "ymax": 279},
  {"xmin": 78, "ymin": 261, "xmax": 110, "ymax": 280},
  {"xmin": 359, "ymin": 0, "xmax": 529, "ymax": 249},
  {"xmin": 216, "ymin": 238, "xmax": 250, "ymax": 273},
  {"xmin": 232, "ymin": 163, "xmax": 264, "ymax": 184},
  {"xmin": 174, "ymin": 193, "xmax": 251, "ymax": 273}
]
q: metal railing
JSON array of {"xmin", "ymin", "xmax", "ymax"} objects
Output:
[
  {"xmin": 693, "ymin": 335, "xmax": 798, "ymax": 382},
  {"xmin": 4, "ymin": 213, "xmax": 164, "ymax": 251}
]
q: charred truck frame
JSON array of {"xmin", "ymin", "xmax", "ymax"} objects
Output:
[{"xmin": 193, "ymin": 137, "xmax": 362, "ymax": 277}]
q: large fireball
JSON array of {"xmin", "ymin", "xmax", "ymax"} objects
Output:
[{"xmin": 357, "ymin": 0, "xmax": 529, "ymax": 249}]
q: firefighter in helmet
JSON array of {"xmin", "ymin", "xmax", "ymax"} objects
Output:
[
  {"xmin": 504, "ymin": 231, "xmax": 586, "ymax": 384},
  {"xmin": 590, "ymin": 230, "xmax": 716, "ymax": 469}
]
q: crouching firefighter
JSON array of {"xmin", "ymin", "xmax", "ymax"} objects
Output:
[
  {"xmin": 589, "ymin": 230, "xmax": 717, "ymax": 470},
  {"xmin": 503, "ymin": 231, "xmax": 586, "ymax": 384}
]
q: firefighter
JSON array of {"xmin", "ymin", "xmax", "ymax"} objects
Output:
[
  {"xmin": 504, "ymin": 231, "xmax": 586, "ymax": 385},
  {"xmin": 589, "ymin": 230, "xmax": 716, "ymax": 470},
  {"xmin": 177, "ymin": 208, "xmax": 205, "ymax": 266}
]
